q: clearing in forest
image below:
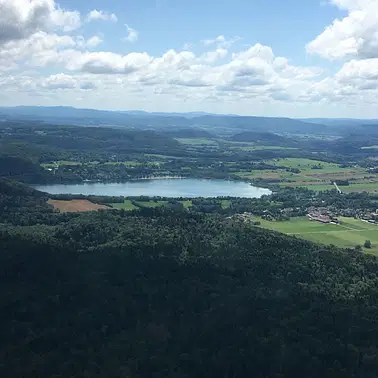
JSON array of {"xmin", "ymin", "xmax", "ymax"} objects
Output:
[
  {"xmin": 257, "ymin": 216, "xmax": 378, "ymax": 254},
  {"xmin": 48, "ymin": 199, "xmax": 110, "ymax": 213}
]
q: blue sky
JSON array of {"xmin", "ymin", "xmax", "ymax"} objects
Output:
[
  {"xmin": 1, "ymin": 0, "xmax": 378, "ymax": 117},
  {"xmin": 60, "ymin": 0, "xmax": 343, "ymax": 61}
]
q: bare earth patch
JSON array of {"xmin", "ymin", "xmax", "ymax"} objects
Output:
[{"xmin": 48, "ymin": 199, "xmax": 110, "ymax": 213}]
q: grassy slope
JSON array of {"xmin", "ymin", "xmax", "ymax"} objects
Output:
[{"xmin": 257, "ymin": 216, "xmax": 378, "ymax": 254}]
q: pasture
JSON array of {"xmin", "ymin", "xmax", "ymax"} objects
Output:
[
  {"xmin": 134, "ymin": 200, "xmax": 168, "ymax": 208},
  {"xmin": 176, "ymin": 138, "xmax": 218, "ymax": 146},
  {"xmin": 110, "ymin": 200, "xmax": 138, "ymax": 211},
  {"xmin": 42, "ymin": 161, "xmax": 82, "ymax": 168},
  {"xmin": 257, "ymin": 216, "xmax": 378, "ymax": 254}
]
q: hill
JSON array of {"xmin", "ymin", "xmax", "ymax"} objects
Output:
[
  {"xmin": 163, "ymin": 128, "xmax": 214, "ymax": 139},
  {"xmin": 0, "ymin": 156, "xmax": 50, "ymax": 184},
  {"xmin": 230, "ymin": 131, "xmax": 298, "ymax": 146},
  {"xmin": 0, "ymin": 106, "xmax": 331, "ymax": 135},
  {"xmin": 2, "ymin": 188, "xmax": 378, "ymax": 377},
  {"xmin": 302, "ymin": 118, "xmax": 378, "ymax": 127}
]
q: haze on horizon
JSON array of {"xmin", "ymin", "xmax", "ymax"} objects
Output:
[{"xmin": 1, "ymin": 0, "xmax": 378, "ymax": 119}]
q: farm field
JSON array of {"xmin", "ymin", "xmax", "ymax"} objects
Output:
[
  {"xmin": 180, "ymin": 200, "xmax": 193, "ymax": 208},
  {"xmin": 230, "ymin": 145, "xmax": 298, "ymax": 151},
  {"xmin": 110, "ymin": 200, "xmax": 139, "ymax": 210},
  {"xmin": 234, "ymin": 158, "xmax": 377, "ymax": 193},
  {"xmin": 48, "ymin": 199, "xmax": 110, "ymax": 213},
  {"xmin": 267, "ymin": 158, "xmax": 342, "ymax": 171},
  {"xmin": 110, "ymin": 199, "xmax": 192, "ymax": 210},
  {"xmin": 42, "ymin": 161, "xmax": 82, "ymax": 168},
  {"xmin": 134, "ymin": 200, "xmax": 168, "ymax": 208},
  {"xmin": 104, "ymin": 161, "xmax": 143, "ymax": 166},
  {"xmin": 287, "ymin": 182, "xmax": 378, "ymax": 193},
  {"xmin": 220, "ymin": 199, "xmax": 231, "ymax": 209},
  {"xmin": 257, "ymin": 216, "xmax": 378, "ymax": 254},
  {"xmin": 267, "ymin": 158, "xmax": 366, "ymax": 176},
  {"xmin": 176, "ymin": 138, "xmax": 218, "ymax": 146}
]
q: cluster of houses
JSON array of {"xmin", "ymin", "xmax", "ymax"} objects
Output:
[
  {"xmin": 307, "ymin": 206, "xmax": 340, "ymax": 224},
  {"xmin": 307, "ymin": 206, "xmax": 378, "ymax": 225},
  {"xmin": 361, "ymin": 210, "xmax": 378, "ymax": 224}
]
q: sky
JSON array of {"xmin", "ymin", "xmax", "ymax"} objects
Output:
[{"xmin": 0, "ymin": 0, "xmax": 378, "ymax": 118}]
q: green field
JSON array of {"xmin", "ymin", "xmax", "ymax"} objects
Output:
[
  {"xmin": 281, "ymin": 183, "xmax": 335, "ymax": 191},
  {"xmin": 42, "ymin": 160, "xmax": 82, "ymax": 168},
  {"xmin": 176, "ymin": 138, "xmax": 218, "ymax": 146},
  {"xmin": 135, "ymin": 200, "xmax": 168, "ymax": 208},
  {"xmin": 230, "ymin": 145, "xmax": 298, "ymax": 151},
  {"xmin": 267, "ymin": 158, "xmax": 342, "ymax": 172},
  {"xmin": 104, "ymin": 161, "xmax": 143, "ymax": 167},
  {"xmin": 220, "ymin": 199, "xmax": 231, "ymax": 209},
  {"xmin": 284, "ymin": 182, "xmax": 378, "ymax": 193},
  {"xmin": 257, "ymin": 216, "xmax": 378, "ymax": 254},
  {"xmin": 110, "ymin": 199, "xmax": 192, "ymax": 210},
  {"xmin": 180, "ymin": 200, "xmax": 193, "ymax": 208},
  {"xmin": 110, "ymin": 200, "xmax": 138, "ymax": 211}
]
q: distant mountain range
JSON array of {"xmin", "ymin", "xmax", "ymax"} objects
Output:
[
  {"xmin": 300, "ymin": 118, "xmax": 378, "ymax": 127},
  {"xmin": 0, "ymin": 106, "xmax": 229, "ymax": 119},
  {"xmin": 1, "ymin": 106, "xmax": 377, "ymax": 136}
]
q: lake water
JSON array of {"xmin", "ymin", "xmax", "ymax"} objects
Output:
[{"xmin": 35, "ymin": 179, "xmax": 272, "ymax": 198}]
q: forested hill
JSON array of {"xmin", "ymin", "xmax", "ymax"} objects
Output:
[
  {"xmin": 163, "ymin": 128, "xmax": 214, "ymax": 138},
  {"xmin": 230, "ymin": 131, "xmax": 298, "ymax": 146},
  {"xmin": 2, "ymin": 184, "xmax": 378, "ymax": 377}
]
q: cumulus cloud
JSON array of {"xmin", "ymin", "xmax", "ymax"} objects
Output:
[
  {"xmin": 86, "ymin": 10, "xmax": 117, "ymax": 23},
  {"xmin": 63, "ymin": 51, "xmax": 152, "ymax": 74},
  {"xmin": 307, "ymin": 0, "xmax": 378, "ymax": 59},
  {"xmin": 41, "ymin": 73, "xmax": 77, "ymax": 89},
  {"xmin": 123, "ymin": 24, "xmax": 138, "ymax": 43},
  {"xmin": 201, "ymin": 48, "xmax": 228, "ymax": 63},
  {"xmin": 0, "ymin": 31, "xmax": 76, "ymax": 69},
  {"xmin": 83, "ymin": 36, "xmax": 103, "ymax": 48},
  {"xmin": 0, "ymin": 0, "xmax": 80, "ymax": 45},
  {"xmin": 0, "ymin": 1, "xmax": 377, "ymax": 116},
  {"xmin": 333, "ymin": 59, "xmax": 378, "ymax": 91}
]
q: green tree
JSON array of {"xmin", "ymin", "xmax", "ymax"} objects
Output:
[{"xmin": 364, "ymin": 240, "xmax": 372, "ymax": 249}]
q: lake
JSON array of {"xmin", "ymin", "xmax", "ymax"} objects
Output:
[{"xmin": 35, "ymin": 179, "xmax": 272, "ymax": 198}]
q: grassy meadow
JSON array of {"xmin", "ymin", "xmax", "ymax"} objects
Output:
[{"xmin": 257, "ymin": 216, "xmax": 378, "ymax": 254}]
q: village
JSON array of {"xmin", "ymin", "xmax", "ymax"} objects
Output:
[{"xmin": 231, "ymin": 206, "xmax": 378, "ymax": 227}]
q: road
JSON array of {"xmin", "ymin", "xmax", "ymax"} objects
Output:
[{"xmin": 333, "ymin": 181, "xmax": 342, "ymax": 194}]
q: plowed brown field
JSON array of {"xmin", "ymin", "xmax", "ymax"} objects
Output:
[{"xmin": 48, "ymin": 199, "xmax": 110, "ymax": 213}]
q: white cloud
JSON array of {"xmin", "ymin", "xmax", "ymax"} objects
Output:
[
  {"xmin": 85, "ymin": 36, "xmax": 103, "ymax": 48},
  {"xmin": 50, "ymin": 7, "xmax": 81, "ymax": 32},
  {"xmin": 63, "ymin": 51, "xmax": 152, "ymax": 74},
  {"xmin": 41, "ymin": 73, "xmax": 77, "ymax": 89},
  {"xmin": 201, "ymin": 48, "xmax": 228, "ymax": 63},
  {"xmin": 0, "ymin": 31, "xmax": 76, "ymax": 69},
  {"xmin": 201, "ymin": 35, "xmax": 241, "ymax": 48},
  {"xmin": 123, "ymin": 24, "xmax": 138, "ymax": 43},
  {"xmin": 202, "ymin": 35, "xmax": 226, "ymax": 46},
  {"xmin": 0, "ymin": 1, "xmax": 377, "ymax": 117},
  {"xmin": 307, "ymin": 0, "xmax": 378, "ymax": 59},
  {"xmin": 0, "ymin": 0, "xmax": 80, "ymax": 45},
  {"xmin": 87, "ymin": 10, "xmax": 117, "ymax": 23}
]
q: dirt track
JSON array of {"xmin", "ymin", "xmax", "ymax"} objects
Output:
[{"xmin": 47, "ymin": 199, "xmax": 110, "ymax": 213}]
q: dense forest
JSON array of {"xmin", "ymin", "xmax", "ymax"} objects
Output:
[{"xmin": 2, "ymin": 179, "xmax": 378, "ymax": 377}]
